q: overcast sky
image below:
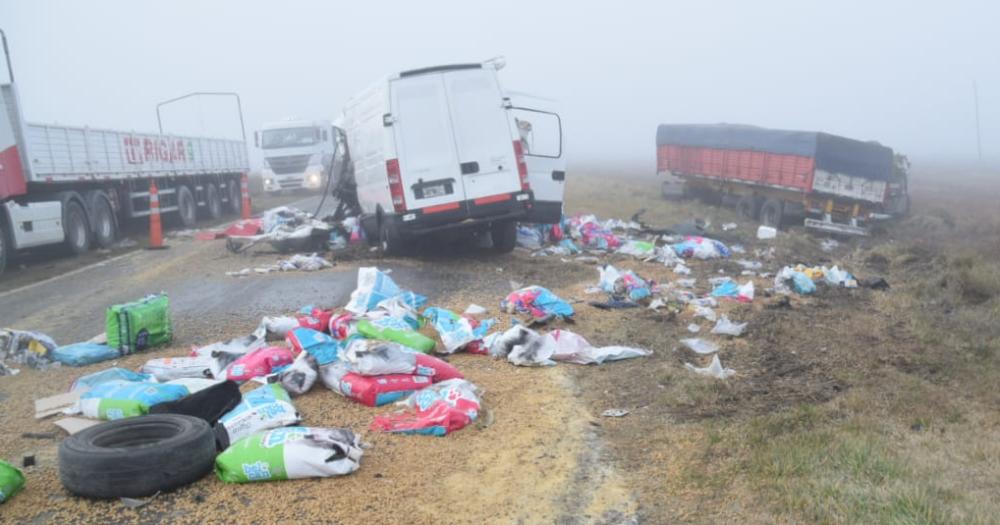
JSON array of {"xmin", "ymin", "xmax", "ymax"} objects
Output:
[{"xmin": 2, "ymin": 0, "xmax": 997, "ymax": 169}]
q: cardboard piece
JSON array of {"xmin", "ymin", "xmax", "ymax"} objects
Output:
[
  {"xmin": 54, "ymin": 417, "xmax": 101, "ymax": 435},
  {"xmin": 34, "ymin": 390, "xmax": 82, "ymax": 419}
]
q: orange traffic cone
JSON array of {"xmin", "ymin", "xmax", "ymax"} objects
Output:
[
  {"xmin": 147, "ymin": 180, "xmax": 168, "ymax": 250},
  {"xmin": 240, "ymin": 173, "xmax": 252, "ymax": 220}
]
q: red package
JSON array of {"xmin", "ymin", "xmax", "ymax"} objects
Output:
[
  {"xmin": 337, "ymin": 372, "xmax": 433, "ymax": 407},
  {"xmin": 370, "ymin": 379, "xmax": 481, "ymax": 436},
  {"xmin": 224, "ymin": 346, "xmax": 294, "ymax": 382},
  {"xmin": 223, "ymin": 219, "xmax": 263, "ymax": 237},
  {"xmin": 413, "ymin": 353, "xmax": 464, "ymax": 381},
  {"xmin": 329, "ymin": 313, "xmax": 357, "ymax": 340},
  {"xmin": 297, "ymin": 308, "xmax": 334, "ymax": 333}
]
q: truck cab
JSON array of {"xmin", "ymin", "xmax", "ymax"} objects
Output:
[{"xmin": 256, "ymin": 119, "xmax": 334, "ymax": 193}]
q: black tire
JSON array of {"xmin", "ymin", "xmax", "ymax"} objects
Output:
[
  {"xmin": 736, "ymin": 195, "xmax": 760, "ymax": 221},
  {"xmin": 227, "ymin": 179, "xmax": 242, "ymax": 215},
  {"xmin": 491, "ymin": 219, "xmax": 517, "ymax": 253},
  {"xmin": 59, "ymin": 414, "xmax": 216, "ymax": 499},
  {"xmin": 378, "ymin": 220, "xmax": 402, "ymax": 257},
  {"xmin": 204, "ymin": 183, "xmax": 223, "ymax": 220},
  {"xmin": 91, "ymin": 196, "xmax": 117, "ymax": 249},
  {"xmin": 759, "ymin": 199, "xmax": 784, "ymax": 228},
  {"xmin": 176, "ymin": 185, "xmax": 197, "ymax": 228},
  {"xmin": 64, "ymin": 200, "xmax": 91, "ymax": 255}
]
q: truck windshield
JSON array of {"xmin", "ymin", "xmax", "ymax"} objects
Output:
[{"xmin": 261, "ymin": 127, "xmax": 318, "ymax": 149}]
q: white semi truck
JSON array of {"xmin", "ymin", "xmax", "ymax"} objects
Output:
[
  {"xmin": 255, "ymin": 119, "xmax": 335, "ymax": 193},
  {"xmin": 0, "ymin": 29, "xmax": 249, "ymax": 275}
]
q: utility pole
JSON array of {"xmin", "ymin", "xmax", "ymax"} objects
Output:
[{"xmin": 973, "ymin": 80, "xmax": 982, "ymax": 162}]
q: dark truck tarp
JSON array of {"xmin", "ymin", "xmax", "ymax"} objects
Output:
[{"xmin": 656, "ymin": 124, "xmax": 894, "ymax": 181}]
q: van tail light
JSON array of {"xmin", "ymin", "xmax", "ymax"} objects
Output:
[
  {"xmin": 513, "ymin": 141, "xmax": 530, "ymax": 191},
  {"xmin": 386, "ymin": 159, "xmax": 406, "ymax": 213}
]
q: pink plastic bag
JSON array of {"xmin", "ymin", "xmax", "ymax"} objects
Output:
[
  {"xmin": 224, "ymin": 346, "xmax": 295, "ymax": 382},
  {"xmin": 370, "ymin": 379, "xmax": 481, "ymax": 436}
]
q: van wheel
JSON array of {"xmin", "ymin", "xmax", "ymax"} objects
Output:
[
  {"xmin": 227, "ymin": 180, "xmax": 242, "ymax": 215},
  {"xmin": 736, "ymin": 195, "xmax": 760, "ymax": 220},
  {"xmin": 91, "ymin": 197, "xmax": 117, "ymax": 249},
  {"xmin": 759, "ymin": 199, "xmax": 784, "ymax": 228},
  {"xmin": 64, "ymin": 201, "xmax": 92, "ymax": 255},
  {"xmin": 177, "ymin": 185, "xmax": 197, "ymax": 228},
  {"xmin": 491, "ymin": 220, "xmax": 517, "ymax": 253},
  {"xmin": 204, "ymin": 183, "xmax": 223, "ymax": 220}
]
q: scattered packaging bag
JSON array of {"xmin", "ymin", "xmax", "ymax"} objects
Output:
[
  {"xmin": 215, "ymin": 384, "xmax": 300, "ymax": 448},
  {"xmin": 345, "ymin": 267, "xmax": 426, "ymax": 315},
  {"xmin": 191, "ymin": 334, "xmax": 266, "ymax": 359},
  {"xmin": 70, "ymin": 367, "xmax": 153, "ymax": 391},
  {"xmin": 51, "ymin": 343, "xmax": 119, "ymax": 367},
  {"xmin": 254, "ymin": 316, "xmax": 300, "ymax": 341},
  {"xmin": 78, "ymin": 382, "xmax": 190, "ymax": 420},
  {"xmin": 328, "ymin": 313, "xmax": 358, "ymax": 340},
  {"xmin": 286, "ymin": 328, "xmax": 340, "ymax": 365},
  {"xmin": 685, "ymin": 354, "xmax": 735, "ymax": 379},
  {"xmin": 485, "ymin": 326, "xmax": 555, "ymax": 367},
  {"xmin": 370, "ymin": 379, "xmax": 481, "ymax": 436},
  {"xmin": 545, "ymin": 329, "xmax": 651, "ymax": 365},
  {"xmin": 711, "ymin": 316, "xmax": 747, "ymax": 337},
  {"xmin": 501, "ymin": 286, "xmax": 574, "ymax": 319},
  {"xmin": 296, "ymin": 308, "xmax": 334, "ymax": 333},
  {"xmin": 598, "ymin": 265, "xmax": 652, "ymax": 302},
  {"xmin": 357, "ymin": 317, "xmax": 436, "ymax": 354},
  {"xmin": 340, "ymin": 337, "xmax": 462, "ymax": 381},
  {"xmin": 671, "ymin": 236, "xmax": 731, "ymax": 259},
  {"xmin": 0, "ymin": 460, "xmax": 25, "ymax": 503},
  {"xmin": 319, "ymin": 363, "xmax": 433, "ymax": 407},
  {"xmin": 0, "ymin": 329, "xmax": 57, "ymax": 370},
  {"xmin": 422, "ymin": 307, "xmax": 496, "ymax": 353},
  {"xmin": 141, "ymin": 356, "xmax": 214, "ymax": 381},
  {"xmin": 215, "ymin": 427, "xmax": 363, "ymax": 483},
  {"xmin": 680, "ymin": 338, "xmax": 720, "ymax": 355},
  {"xmin": 105, "ymin": 293, "xmax": 172, "ymax": 354},
  {"xmin": 278, "ymin": 353, "xmax": 319, "ymax": 397},
  {"xmin": 223, "ymin": 347, "xmax": 295, "ymax": 382}
]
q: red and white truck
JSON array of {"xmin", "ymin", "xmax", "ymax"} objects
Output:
[
  {"xmin": 0, "ymin": 30, "xmax": 249, "ymax": 274},
  {"xmin": 656, "ymin": 124, "xmax": 909, "ymax": 235}
]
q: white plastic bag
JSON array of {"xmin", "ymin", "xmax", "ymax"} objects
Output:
[
  {"xmin": 711, "ymin": 316, "xmax": 747, "ymax": 337},
  {"xmin": 680, "ymin": 338, "xmax": 719, "ymax": 354},
  {"xmin": 545, "ymin": 329, "xmax": 650, "ymax": 365},
  {"xmin": 685, "ymin": 355, "xmax": 735, "ymax": 379}
]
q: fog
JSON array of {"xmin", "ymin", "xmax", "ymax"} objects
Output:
[{"xmin": 2, "ymin": 0, "xmax": 997, "ymax": 170}]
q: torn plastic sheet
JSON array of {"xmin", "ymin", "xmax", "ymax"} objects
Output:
[
  {"xmin": 277, "ymin": 253, "xmax": 331, "ymax": 272},
  {"xmin": 545, "ymin": 329, "xmax": 650, "ymax": 365},
  {"xmin": 422, "ymin": 307, "xmax": 496, "ymax": 354},
  {"xmin": 685, "ymin": 355, "xmax": 735, "ymax": 379},
  {"xmin": 680, "ymin": 338, "xmax": 720, "ymax": 354},
  {"xmin": 711, "ymin": 316, "xmax": 747, "ymax": 337},
  {"xmin": 693, "ymin": 306, "xmax": 717, "ymax": 322},
  {"xmin": 370, "ymin": 379, "xmax": 481, "ymax": 436}
]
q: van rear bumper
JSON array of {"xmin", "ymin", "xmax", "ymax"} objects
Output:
[{"xmin": 395, "ymin": 190, "xmax": 533, "ymax": 235}]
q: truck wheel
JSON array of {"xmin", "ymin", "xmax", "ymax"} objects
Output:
[
  {"xmin": 64, "ymin": 200, "xmax": 92, "ymax": 255},
  {"xmin": 59, "ymin": 414, "xmax": 216, "ymax": 499},
  {"xmin": 227, "ymin": 180, "xmax": 242, "ymax": 215},
  {"xmin": 204, "ymin": 183, "xmax": 223, "ymax": 220},
  {"xmin": 759, "ymin": 199, "xmax": 784, "ymax": 228},
  {"xmin": 491, "ymin": 220, "xmax": 517, "ymax": 253},
  {"xmin": 91, "ymin": 196, "xmax": 117, "ymax": 249},
  {"xmin": 177, "ymin": 185, "xmax": 197, "ymax": 228},
  {"xmin": 736, "ymin": 195, "xmax": 760, "ymax": 220}
]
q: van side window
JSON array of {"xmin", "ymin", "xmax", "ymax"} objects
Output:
[{"xmin": 512, "ymin": 109, "xmax": 561, "ymax": 158}]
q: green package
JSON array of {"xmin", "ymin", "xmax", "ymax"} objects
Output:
[
  {"xmin": 0, "ymin": 460, "xmax": 25, "ymax": 504},
  {"xmin": 357, "ymin": 319, "xmax": 435, "ymax": 353},
  {"xmin": 106, "ymin": 294, "xmax": 172, "ymax": 354}
]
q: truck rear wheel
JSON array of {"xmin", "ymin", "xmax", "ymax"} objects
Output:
[
  {"xmin": 177, "ymin": 185, "xmax": 197, "ymax": 228},
  {"xmin": 491, "ymin": 220, "xmax": 517, "ymax": 253},
  {"xmin": 64, "ymin": 200, "xmax": 92, "ymax": 255},
  {"xmin": 91, "ymin": 196, "xmax": 117, "ymax": 249},
  {"xmin": 759, "ymin": 199, "xmax": 784, "ymax": 228},
  {"xmin": 227, "ymin": 180, "xmax": 242, "ymax": 215},
  {"xmin": 204, "ymin": 183, "xmax": 223, "ymax": 220}
]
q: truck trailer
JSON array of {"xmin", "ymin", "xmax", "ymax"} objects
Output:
[
  {"xmin": 0, "ymin": 29, "xmax": 249, "ymax": 275},
  {"xmin": 656, "ymin": 124, "xmax": 909, "ymax": 235}
]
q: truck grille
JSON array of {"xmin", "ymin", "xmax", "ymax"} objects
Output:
[{"xmin": 266, "ymin": 154, "xmax": 311, "ymax": 175}]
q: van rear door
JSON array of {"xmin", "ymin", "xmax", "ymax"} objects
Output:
[
  {"xmin": 441, "ymin": 68, "xmax": 521, "ymax": 202},
  {"xmin": 510, "ymin": 101, "xmax": 564, "ymax": 223},
  {"xmin": 389, "ymin": 74, "xmax": 465, "ymax": 210}
]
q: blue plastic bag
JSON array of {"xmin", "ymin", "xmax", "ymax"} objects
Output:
[
  {"xmin": 345, "ymin": 267, "xmax": 427, "ymax": 315},
  {"xmin": 791, "ymin": 272, "xmax": 816, "ymax": 294},
  {"xmin": 502, "ymin": 286, "xmax": 575, "ymax": 318},
  {"xmin": 422, "ymin": 307, "xmax": 496, "ymax": 353},
  {"xmin": 51, "ymin": 343, "xmax": 120, "ymax": 367},
  {"xmin": 671, "ymin": 236, "xmax": 731, "ymax": 259},
  {"xmin": 71, "ymin": 367, "xmax": 152, "ymax": 391},
  {"xmin": 287, "ymin": 327, "xmax": 342, "ymax": 366},
  {"xmin": 710, "ymin": 281, "xmax": 740, "ymax": 298}
]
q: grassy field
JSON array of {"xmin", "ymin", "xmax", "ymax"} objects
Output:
[{"xmin": 559, "ymin": 164, "xmax": 1000, "ymax": 524}]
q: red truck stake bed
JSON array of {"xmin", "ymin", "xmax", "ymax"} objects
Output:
[{"xmin": 656, "ymin": 124, "xmax": 909, "ymax": 235}]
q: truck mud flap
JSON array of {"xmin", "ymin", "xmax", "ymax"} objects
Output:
[{"xmin": 803, "ymin": 218, "xmax": 868, "ymax": 236}]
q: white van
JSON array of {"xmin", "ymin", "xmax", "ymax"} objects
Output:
[
  {"xmin": 255, "ymin": 119, "xmax": 336, "ymax": 193},
  {"xmin": 339, "ymin": 59, "xmax": 552, "ymax": 253},
  {"xmin": 507, "ymin": 91, "xmax": 566, "ymax": 224}
]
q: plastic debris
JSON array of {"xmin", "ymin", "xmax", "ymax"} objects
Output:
[
  {"xmin": 516, "ymin": 226, "xmax": 545, "ymax": 250},
  {"xmin": 71, "ymin": 368, "xmax": 153, "ymax": 392},
  {"xmin": 673, "ymin": 263, "xmax": 692, "ymax": 275},
  {"xmin": 370, "ymin": 379, "xmax": 481, "ymax": 436},
  {"xmin": 215, "ymin": 384, "xmax": 300, "ymax": 448},
  {"xmin": 598, "ymin": 265, "xmax": 652, "ymax": 302},
  {"xmin": 685, "ymin": 355, "xmax": 735, "ymax": 379},
  {"xmin": 78, "ymin": 382, "xmax": 189, "ymax": 420},
  {"xmin": 672, "ymin": 236, "xmax": 731, "ymax": 259},
  {"xmin": 680, "ymin": 338, "xmax": 720, "ymax": 355},
  {"xmin": 51, "ymin": 343, "xmax": 119, "ymax": 367},
  {"xmin": 422, "ymin": 307, "xmax": 496, "ymax": 353},
  {"xmin": 277, "ymin": 253, "xmax": 332, "ymax": 272},
  {"xmin": 820, "ymin": 238, "xmax": 840, "ymax": 252},
  {"xmin": 601, "ymin": 409, "xmax": 629, "ymax": 417},
  {"xmin": 545, "ymin": 329, "xmax": 650, "ymax": 365},
  {"xmin": 711, "ymin": 316, "xmax": 748, "ymax": 337},
  {"xmin": 0, "ymin": 460, "xmax": 25, "ymax": 503},
  {"xmin": 617, "ymin": 240, "xmax": 657, "ymax": 258},
  {"xmin": 502, "ymin": 286, "xmax": 574, "ymax": 320},
  {"xmin": 0, "ymin": 329, "xmax": 57, "ymax": 371},
  {"xmin": 687, "ymin": 323, "xmax": 701, "ymax": 333},
  {"xmin": 278, "ymin": 354, "xmax": 319, "ymax": 397},
  {"xmin": 345, "ymin": 267, "xmax": 426, "ymax": 315},
  {"xmin": 484, "ymin": 326, "xmax": 553, "ymax": 366},
  {"xmin": 141, "ymin": 356, "xmax": 214, "ymax": 381},
  {"xmin": 215, "ymin": 427, "xmax": 363, "ymax": 483},
  {"xmin": 464, "ymin": 304, "xmax": 488, "ymax": 315},
  {"xmin": 693, "ymin": 306, "xmax": 717, "ymax": 322},
  {"xmin": 566, "ymin": 214, "xmax": 622, "ymax": 250},
  {"xmin": 823, "ymin": 265, "xmax": 858, "ymax": 288},
  {"xmin": 756, "ymin": 226, "xmax": 777, "ymax": 240}
]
